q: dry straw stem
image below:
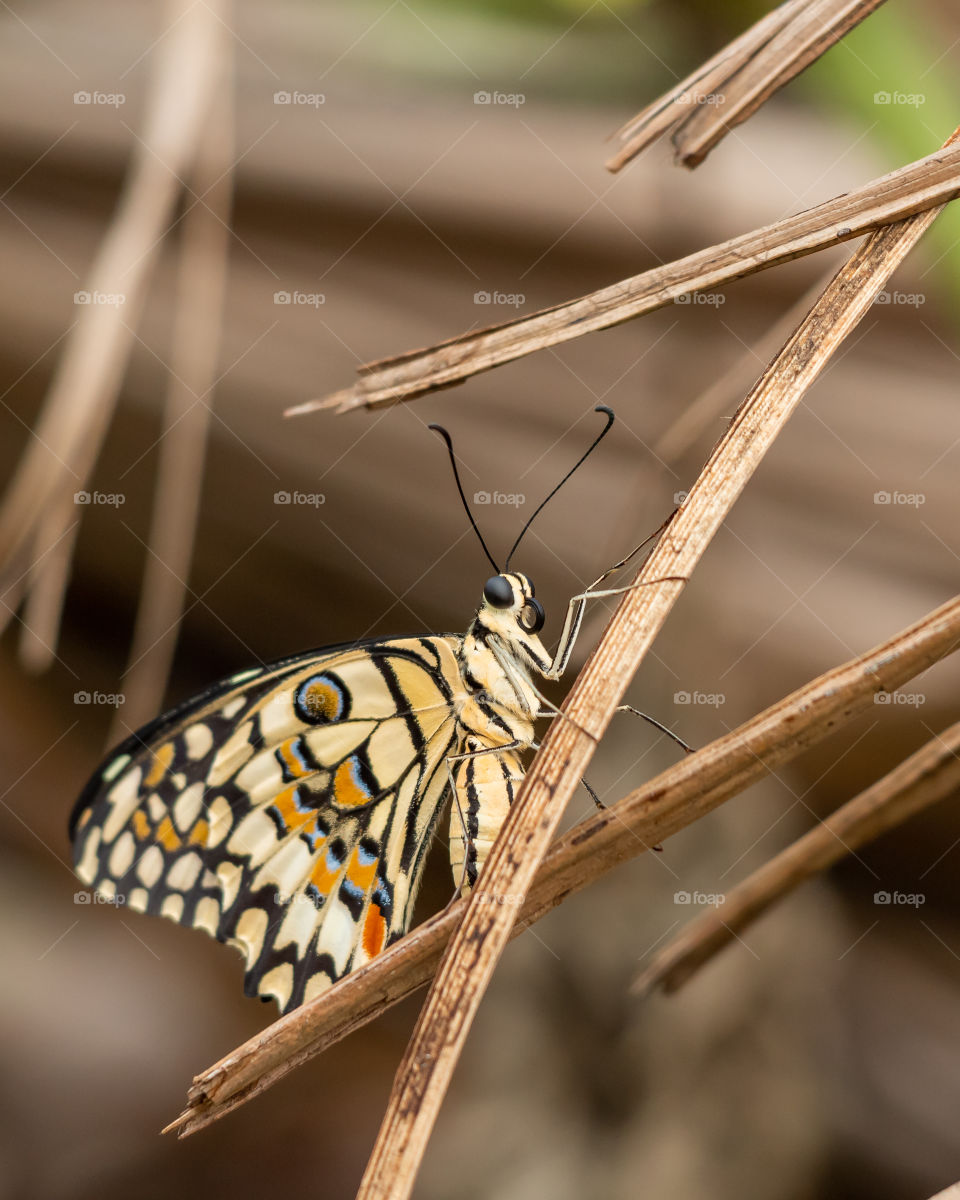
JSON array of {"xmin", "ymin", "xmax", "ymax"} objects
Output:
[
  {"xmin": 926, "ymin": 1183, "xmax": 960, "ymax": 1200},
  {"xmin": 634, "ymin": 720, "xmax": 960, "ymax": 998},
  {"xmin": 294, "ymin": 142, "xmax": 960, "ymax": 416},
  {"xmin": 167, "ymin": 592, "xmax": 960, "ymax": 1139},
  {"xmin": 0, "ymin": 0, "xmax": 225, "ymax": 649},
  {"xmin": 607, "ymin": 0, "xmax": 887, "ymax": 172},
  {"xmin": 109, "ymin": 43, "xmax": 236, "ymax": 740},
  {"xmin": 299, "ymin": 166, "xmax": 954, "ymax": 1200},
  {"xmin": 607, "ymin": 0, "xmax": 808, "ymax": 157},
  {"xmin": 353, "ymin": 210, "xmax": 953, "ymax": 1200}
]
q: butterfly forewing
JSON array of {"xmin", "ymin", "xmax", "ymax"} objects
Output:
[{"xmin": 71, "ymin": 636, "xmax": 464, "ymax": 1011}]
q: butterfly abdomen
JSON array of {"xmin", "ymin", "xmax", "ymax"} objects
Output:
[{"xmin": 448, "ymin": 740, "xmax": 525, "ymax": 892}]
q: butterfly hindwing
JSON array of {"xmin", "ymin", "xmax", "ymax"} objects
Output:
[{"xmin": 71, "ymin": 636, "xmax": 464, "ymax": 1011}]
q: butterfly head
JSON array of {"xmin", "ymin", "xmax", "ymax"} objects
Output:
[{"xmin": 476, "ymin": 571, "xmax": 549, "ymax": 672}]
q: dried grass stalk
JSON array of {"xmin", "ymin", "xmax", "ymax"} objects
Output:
[
  {"xmin": 608, "ymin": 0, "xmax": 887, "ymax": 171},
  {"xmin": 293, "ymin": 143, "xmax": 960, "ymax": 416},
  {"xmin": 166, "ymin": 592, "xmax": 960, "ymax": 1139},
  {"xmin": 0, "ymin": 0, "xmax": 225, "ymax": 649},
  {"xmin": 351, "ymin": 186, "xmax": 953, "ymax": 1200},
  {"xmin": 608, "ymin": 0, "xmax": 808, "ymax": 153},
  {"xmin": 109, "ymin": 40, "xmax": 236, "ymax": 740}
]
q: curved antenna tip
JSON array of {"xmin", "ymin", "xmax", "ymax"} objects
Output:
[
  {"xmin": 504, "ymin": 405, "xmax": 617, "ymax": 571},
  {"xmin": 429, "ymin": 423, "xmax": 500, "ymax": 575}
]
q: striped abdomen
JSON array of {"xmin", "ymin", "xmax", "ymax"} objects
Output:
[{"xmin": 448, "ymin": 737, "xmax": 525, "ymax": 893}]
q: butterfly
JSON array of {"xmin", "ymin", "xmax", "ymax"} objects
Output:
[{"xmin": 70, "ymin": 407, "xmax": 668, "ymax": 1013}]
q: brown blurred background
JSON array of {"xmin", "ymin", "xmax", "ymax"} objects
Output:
[{"xmin": 1, "ymin": 1, "xmax": 959, "ymax": 1197}]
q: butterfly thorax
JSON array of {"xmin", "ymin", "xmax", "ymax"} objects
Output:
[{"xmin": 456, "ymin": 628, "xmax": 538, "ymax": 749}]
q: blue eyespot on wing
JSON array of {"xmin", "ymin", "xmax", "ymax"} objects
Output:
[{"xmin": 70, "ymin": 636, "xmax": 464, "ymax": 1011}]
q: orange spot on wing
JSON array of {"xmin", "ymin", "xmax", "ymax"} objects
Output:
[
  {"xmin": 333, "ymin": 757, "xmax": 373, "ymax": 808},
  {"xmin": 132, "ymin": 809, "xmax": 151, "ymax": 840},
  {"xmin": 309, "ymin": 853, "xmax": 340, "ymax": 899},
  {"xmin": 277, "ymin": 739, "xmax": 311, "ymax": 780},
  {"xmin": 362, "ymin": 903, "xmax": 386, "ymax": 959},
  {"xmin": 156, "ymin": 815, "xmax": 182, "ymax": 852},
  {"xmin": 75, "ymin": 808, "xmax": 91, "ymax": 832},
  {"xmin": 270, "ymin": 785, "xmax": 304, "ymax": 832},
  {"xmin": 188, "ymin": 818, "xmax": 209, "ymax": 845},
  {"xmin": 346, "ymin": 847, "xmax": 377, "ymax": 893},
  {"xmin": 144, "ymin": 742, "xmax": 175, "ymax": 787}
]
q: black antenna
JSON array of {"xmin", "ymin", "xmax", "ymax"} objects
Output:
[
  {"xmin": 429, "ymin": 423, "xmax": 500, "ymax": 575},
  {"xmin": 504, "ymin": 405, "xmax": 615, "ymax": 571}
]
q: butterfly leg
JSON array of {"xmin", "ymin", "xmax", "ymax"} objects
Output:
[
  {"xmin": 543, "ymin": 573, "xmax": 688, "ymax": 682},
  {"xmin": 615, "ymin": 704, "xmax": 694, "ymax": 754}
]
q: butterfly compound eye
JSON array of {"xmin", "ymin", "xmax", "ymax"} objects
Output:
[
  {"xmin": 519, "ymin": 598, "xmax": 545, "ymax": 633},
  {"xmin": 483, "ymin": 575, "xmax": 514, "ymax": 608}
]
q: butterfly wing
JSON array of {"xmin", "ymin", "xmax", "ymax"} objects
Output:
[{"xmin": 71, "ymin": 635, "xmax": 464, "ymax": 1012}]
